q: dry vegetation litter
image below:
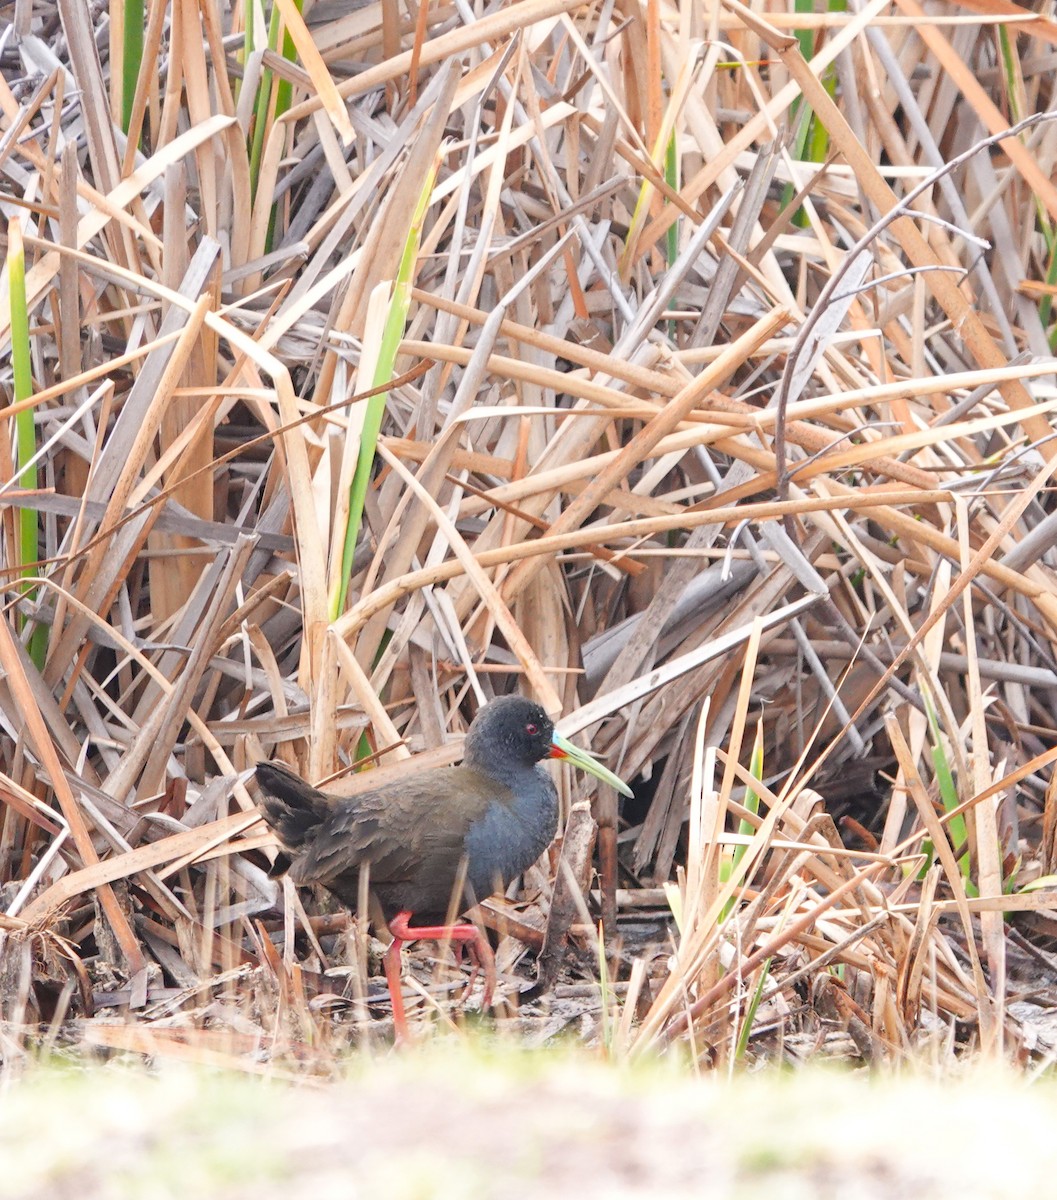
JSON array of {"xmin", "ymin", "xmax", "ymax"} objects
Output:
[{"xmin": 1, "ymin": 0, "xmax": 1057, "ymax": 1073}]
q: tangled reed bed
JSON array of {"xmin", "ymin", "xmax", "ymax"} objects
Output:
[{"xmin": 1, "ymin": 0, "xmax": 1057, "ymax": 1067}]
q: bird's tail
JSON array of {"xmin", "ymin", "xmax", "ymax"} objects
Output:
[{"xmin": 255, "ymin": 761, "xmax": 332, "ymax": 855}]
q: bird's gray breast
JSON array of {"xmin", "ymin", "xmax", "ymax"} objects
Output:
[{"xmin": 462, "ymin": 766, "xmax": 559, "ymax": 901}]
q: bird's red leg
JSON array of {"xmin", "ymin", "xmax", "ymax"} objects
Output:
[
  {"xmin": 383, "ymin": 924, "xmax": 409, "ymax": 1043},
  {"xmin": 388, "ymin": 912, "xmax": 497, "ymax": 1012}
]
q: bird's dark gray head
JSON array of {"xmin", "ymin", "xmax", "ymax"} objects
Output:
[{"xmin": 463, "ymin": 696, "xmax": 556, "ymax": 772}]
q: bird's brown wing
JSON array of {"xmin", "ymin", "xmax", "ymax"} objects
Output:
[{"xmin": 284, "ymin": 765, "xmax": 501, "ymax": 890}]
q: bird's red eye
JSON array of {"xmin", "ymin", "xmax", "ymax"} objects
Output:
[{"xmin": 526, "ymin": 723, "xmax": 538, "ymax": 735}]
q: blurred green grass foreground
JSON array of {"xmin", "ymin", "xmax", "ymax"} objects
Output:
[{"xmin": 2, "ymin": 1044, "xmax": 1057, "ymax": 1200}]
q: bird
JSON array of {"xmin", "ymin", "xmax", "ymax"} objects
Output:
[{"xmin": 255, "ymin": 695, "xmax": 632, "ymax": 1040}]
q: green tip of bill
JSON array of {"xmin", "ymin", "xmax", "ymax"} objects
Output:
[{"xmin": 549, "ymin": 733, "xmax": 634, "ymax": 797}]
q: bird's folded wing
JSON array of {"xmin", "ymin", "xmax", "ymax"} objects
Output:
[{"xmin": 291, "ymin": 768, "xmax": 498, "ymax": 887}]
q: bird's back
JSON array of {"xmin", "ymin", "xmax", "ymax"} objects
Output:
[{"xmin": 256, "ymin": 759, "xmax": 558, "ymax": 923}]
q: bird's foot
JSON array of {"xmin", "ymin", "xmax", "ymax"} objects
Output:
[{"xmin": 462, "ymin": 928, "xmax": 497, "ymax": 1009}]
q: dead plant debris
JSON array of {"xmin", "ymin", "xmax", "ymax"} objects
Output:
[{"xmin": 1, "ymin": 0, "xmax": 1057, "ymax": 1071}]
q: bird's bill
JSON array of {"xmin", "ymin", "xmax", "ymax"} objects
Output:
[{"xmin": 549, "ymin": 733, "xmax": 634, "ymax": 797}]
